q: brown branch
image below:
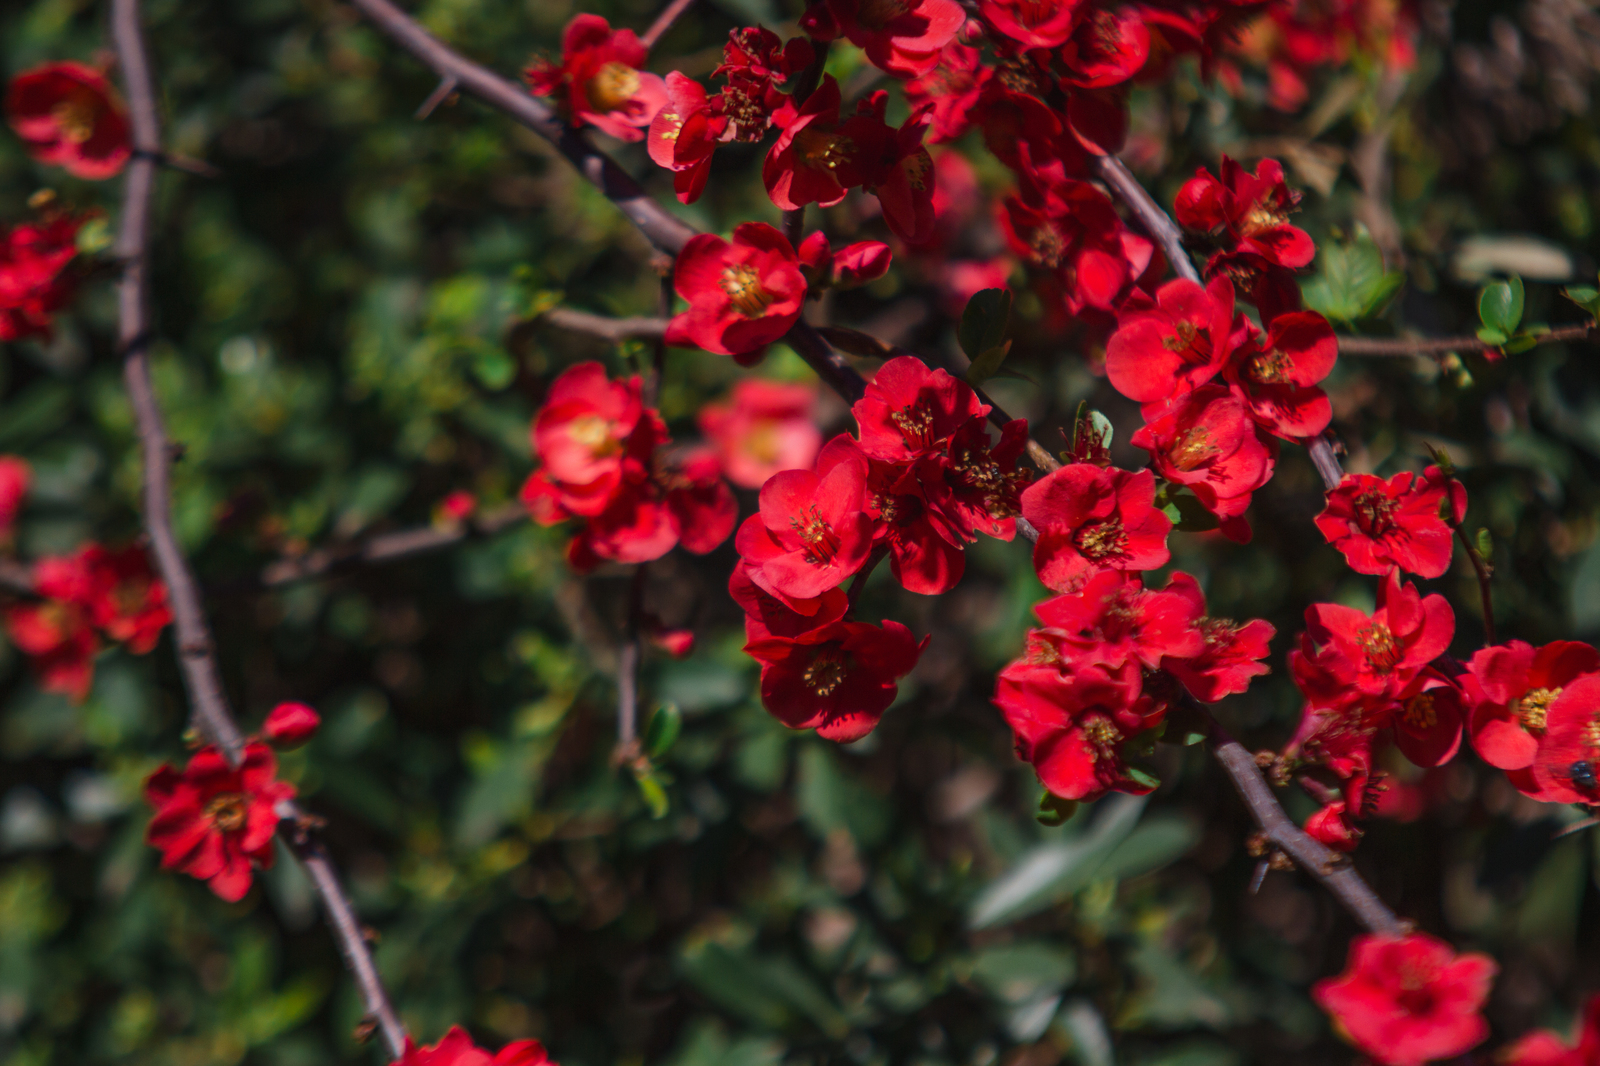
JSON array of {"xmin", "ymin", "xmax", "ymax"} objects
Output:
[
  {"xmin": 343, "ymin": 2, "xmax": 1407, "ymax": 940},
  {"xmin": 111, "ymin": 3, "xmax": 406, "ymax": 1057},
  {"xmin": 415, "ymin": 75, "xmax": 458, "ymax": 119},
  {"xmin": 1337, "ymin": 322, "xmax": 1597, "ymax": 357},
  {"xmin": 641, "ymin": 0, "xmax": 697, "ymax": 49},
  {"xmin": 540, "ymin": 307, "xmax": 669, "ymax": 342},
  {"xmin": 1207, "ymin": 712, "xmax": 1406, "ymax": 935},
  {"xmin": 0, "ymin": 557, "xmax": 35, "ymax": 596},
  {"xmin": 613, "ymin": 565, "xmax": 647, "ymax": 765},
  {"xmin": 261, "ymin": 502, "xmax": 527, "ymax": 586},
  {"xmin": 1456, "ymin": 525, "xmax": 1496, "ymax": 645}
]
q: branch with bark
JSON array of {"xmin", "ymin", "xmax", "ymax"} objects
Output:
[{"xmin": 111, "ymin": 2, "xmax": 406, "ymax": 1057}]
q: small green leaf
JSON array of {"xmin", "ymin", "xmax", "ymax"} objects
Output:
[
  {"xmin": 1124, "ymin": 766, "xmax": 1162, "ymax": 791},
  {"xmin": 75, "ymin": 216, "xmax": 113, "ymax": 255},
  {"xmin": 1564, "ymin": 285, "xmax": 1600, "ymax": 317},
  {"xmin": 1479, "ymin": 278, "xmax": 1523, "ymax": 335},
  {"xmin": 1475, "ymin": 527, "xmax": 1494, "ymax": 559},
  {"xmin": 644, "ymin": 702, "xmax": 682, "ymax": 761},
  {"xmin": 1504, "ymin": 333, "xmax": 1540, "ymax": 355},
  {"xmin": 966, "ymin": 340, "xmax": 1012, "ymax": 387},
  {"xmin": 1476, "ymin": 327, "xmax": 1508, "ymax": 346},
  {"xmin": 635, "ymin": 770, "xmax": 669, "ymax": 819},
  {"xmin": 1163, "ymin": 490, "xmax": 1220, "ymax": 533},
  {"xmin": 1037, "ymin": 792, "xmax": 1079, "ymax": 828},
  {"xmin": 1300, "ymin": 230, "xmax": 1405, "ymax": 323},
  {"xmin": 958, "ymin": 288, "xmax": 1012, "ymax": 363}
]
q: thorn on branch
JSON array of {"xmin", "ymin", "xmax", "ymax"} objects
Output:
[
  {"xmin": 1249, "ymin": 858, "xmax": 1270, "ymax": 894},
  {"xmin": 361, "ymin": 925, "xmax": 381, "ymax": 945},
  {"xmin": 415, "ymin": 75, "xmax": 458, "ymax": 119},
  {"xmin": 353, "ymin": 1017, "xmax": 379, "ymax": 1045},
  {"xmin": 1268, "ymin": 850, "xmax": 1296, "ymax": 872}
]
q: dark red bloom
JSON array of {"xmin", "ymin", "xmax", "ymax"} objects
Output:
[
  {"xmin": 763, "ymin": 77, "xmax": 876, "ymax": 211},
  {"xmin": 852, "ymin": 355, "xmax": 987, "ymax": 463},
  {"xmin": 393, "ymin": 1025, "xmax": 555, "ymax": 1066},
  {"xmin": 5, "ymin": 597, "xmax": 96, "ymax": 701},
  {"xmin": 801, "ymin": 0, "xmax": 965, "ymax": 77},
  {"xmin": 863, "ymin": 103, "xmax": 939, "ymax": 244},
  {"xmin": 0, "ymin": 455, "xmax": 30, "ymax": 542},
  {"xmin": 978, "ymin": 0, "xmax": 1084, "ymax": 49},
  {"xmin": 902, "ymin": 44, "xmax": 991, "ymax": 143},
  {"xmin": 1311, "ymin": 933, "xmax": 1496, "ymax": 1066},
  {"xmin": 1503, "ymin": 994, "xmax": 1600, "ymax": 1066},
  {"xmin": 647, "ymin": 72, "xmax": 719, "ymax": 204},
  {"xmin": 797, "ymin": 232, "xmax": 893, "ymax": 290},
  {"xmin": 1029, "ymin": 570, "xmax": 1206, "ymax": 671},
  {"xmin": 852, "ymin": 441, "xmax": 967, "ymax": 595},
  {"xmin": 730, "ymin": 559, "xmax": 849, "ymax": 640},
  {"xmin": 1174, "ymin": 156, "xmax": 1314, "ymax": 270},
  {"xmin": 0, "ymin": 212, "xmax": 83, "ymax": 343},
  {"xmin": 745, "ymin": 618, "xmax": 926, "ymax": 741},
  {"xmin": 661, "ymin": 446, "xmax": 740, "ymax": 555},
  {"xmin": 1021, "ymin": 464, "xmax": 1171, "ymax": 592},
  {"xmin": 1104, "ymin": 276, "xmax": 1239, "ymax": 404},
  {"xmin": 263, "ymin": 702, "xmax": 321, "ymax": 749},
  {"xmin": 60, "ymin": 544, "xmax": 172, "ymax": 654},
  {"xmin": 5, "ymin": 62, "xmax": 131, "ymax": 179},
  {"xmin": 1224, "ymin": 310, "xmax": 1338, "ymax": 440},
  {"xmin": 1304, "ymin": 799, "xmax": 1362, "ymax": 851},
  {"xmin": 1061, "ymin": 8, "xmax": 1151, "ymax": 87},
  {"xmin": 1131, "ymin": 385, "xmax": 1275, "ymax": 525},
  {"xmin": 697, "ymin": 379, "xmax": 821, "ymax": 490},
  {"xmin": 525, "ymin": 15, "xmax": 667, "ymax": 142},
  {"xmin": 735, "ymin": 449, "xmax": 875, "ymax": 603},
  {"xmin": 923, "ymin": 416, "xmax": 1032, "ymax": 543},
  {"xmin": 1303, "ymin": 570, "xmax": 1455, "ymax": 701},
  {"xmin": 1161, "ymin": 573, "xmax": 1276, "ymax": 702},
  {"xmin": 527, "ymin": 362, "xmax": 663, "ymax": 518},
  {"xmin": 1315, "ymin": 466, "xmax": 1465, "ymax": 579},
  {"xmin": 1392, "ymin": 672, "xmax": 1467, "ymax": 768},
  {"xmin": 994, "ymin": 658, "xmax": 1162, "ymax": 801},
  {"xmin": 144, "ymin": 742, "xmax": 295, "ymax": 902},
  {"xmin": 667, "ymin": 223, "xmax": 807, "ymax": 356},
  {"xmin": 1516, "ymin": 674, "xmax": 1600, "ymax": 804},
  {"xmin": 1000, "ymin": 178, "xmax": 1136, "ymax": 314},
  {"xmin": 1467, "ymin": 639, "xmax": 1600, "ymax": 771}
]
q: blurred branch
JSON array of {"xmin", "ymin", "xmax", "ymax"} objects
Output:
[
  {"xmin": 1090, "ymin": 155, "xmax": 1201, "ymax": 285},
  {"xmin": 641, "ymin": 0, "xmax": 697, "ymax": 49},
  {"xmin": 1457, "ymin": 526, "xmax": 1496, "ymax": 645},
  {"xmin": 261, "ymin": 503, "xmax": 527, "ymax": 586},
  {"xmin": 1351, "ymin": 72, "xmax": 1408, "ymax": 270},
  {"xmin": 0, "ymin": 557, "xmax": 35, "ymax": 596},
  {"xmin": 111, "ymin": 3, "xmax": 407, "ymax": 1058},
  {"xmin": 1206, "ymin": 710, "xmax": 1407, "ymax": 935},
  {"xmin": 614, "ymin": 565, "xmax": 647, "ymax": 765},
  {"xmin": 541, "ymin": 307, "xmax": 668, "ymax": 342},
  {"xmin": 1338, "ymin": 322, "xmax": 1597, "ymax": 356},
  {"xmin": 415, "ymin": 75, "xmax": 458, "ymax": 119}
]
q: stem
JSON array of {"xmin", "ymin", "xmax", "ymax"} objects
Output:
[
  {"xmin": 1306, "ymin": 436, "xmax": 1345, "ymax": 491},
  {"xmin": 112, "ymin": 3, "xmax": 407, "ymax": 1055},
  {"xmin": 1457, "ymin": 524, "xmax": 1496, "ymax": 645},
  {"xmin": 615, "ymin": 565, "xmax": 647, "ymax": 764},
  {"xmin": 846, "ymin": 545, "xmax": 889, "ymax": 610},
  {"xmin": 1338, "ymin": 322, "xmax": 1596, "ymax": 357},
  {"xmin": 415, "ymin": 75, "xmax": 458, "ymax": 119},
  {"xmin": 640, "ymin": 0, "xmax": 696, "ymax": 49},
  {"xmin": 782, "ymin": 206, "xmax": 805, "ymax": 251},
  {"xmin": 1089, "ymin": 155, "xmax": 1200, "ymax": 285},
  {"xmin": 260, "ymin": 502, "xmax": 526, "ymax": 586},
  {"xmin": 542, "ymin": 307, "xmax": 669, "ymax": 342}
]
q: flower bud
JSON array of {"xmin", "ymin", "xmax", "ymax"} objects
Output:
[{"xmin": 263, "ymin": 702, "xmax": 320, "ymax": 748}]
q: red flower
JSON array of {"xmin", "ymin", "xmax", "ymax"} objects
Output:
[
  {"xmin": 1174, "ymin": 156, "xmax": 1314, "ymax": 270},
  {"xmin": 995, "ymin": 658, "xmax": 1164, "ymax": 801},
  {"xmin": 1303, "ymin": 570, "xmax": 1455, "ymax": 701},
  {"xmin": 263, "ymin": 702, "xmax": 321, "ymax": 749},
  {"xmin": 525, "ymin": 15, "xmax": 667, "ymax": 143},
  {"xmin": 745, "ymin": 618, "xmax": 926, "ymax": 741},
  {"xmin": 1021, "ymin": 464, "xmax": 1172, "ymax": 592},
  {"xmin": 5, "ymin": 62, "xmax": 131, "ymax": 179},
  {"xmin": 647, "ymin": 72, "xmax": 719, "ymax": 204},
  {"xmin": 979, "ymin": 0, "xmax": 1083, "ymax": 49},
  {"xmin": 436, "ymin": 490, "xmax": 477, "ymax": 526},
  {"xmin": 1503, "ymin": 994, "xmax": 1600, "ymax": 1066},
  {"xmin": 923, "ymin": 416, "xmax": 1032, "ymax": 543},
  {"xmin": 667, "ymin": 223, "xmax": 806, "ymax": 356},
  {"xmin": 1061, "ymin": 8, "xmax": 1151, "ymax": 87},
  {"xmin": 0, "ymin": 212, "xmax": 83, "ymax": 342},
  {"xmin": 1131, "ymin": 384, "xmax": 1275, "ymax": 526},
  {"xmin": 852, "ymin": 354, "xmax": 986, "ymax": 463},
  {"xmin": 762, "ymin": 77, "xmax": 876, "ymax": 211},
  {"xmin": 144, "ymin": 742, "xmax": 295, "ymax": 902},
  {"xmin": 1224, "ymin": 310, "xmax": 1338, "ymax": 440},
  {"xmin": 859, "ymin": 101, "xmax": 938, "ymax": 244},
  {"xmin": 528, "ymin": 363, "xmax": 663, "ymax": 518},
  {"xmin": 71, "ymin": 544, "xmax": 172, "ymax": 653},
  {"xmin": 801, "ymin": 0, "xmax": 965, "ymax": 77},
  {"xmin": 564, "ymin": 480, "xmax": 679, "ymax": 568},
  {"xmin": 902, "ymin": 45, "xmax": 991, "ymax": 143},
  {"xmin": 1161, "ymin": 573, "xmax": 1276, "ymax": 702},
  {"xmin": 393, "ymin": 1025, "xmax": 555, "ymax": 1066},
  {"xmin": 5, "ymin": 598, "xmax": 97, "ymax": 702},
  {"xmin": 660, "ymin": 446, "xmax": 739, "ymax": 555},
  {"xmin": 735, "ymin": 449, "xmax": 875, "ymax": 603},
  {"xmin": 1516, "ymin": 674, "xmax": 1600, "ymax": 804},
  {"xmin": 1304, "ymin": 799, "xmax": 1362, "ymax": 852},
  {"xmin": 1393, "ymin": 672, "xmax": 1466, "ymax": 768},
  {"xmin": 730, "ymin": 559, "xmax": 849, "ymax": 639},
  {"xmin": 0, "ymin": 455, "xmax": 30, "ymax": 541},
  {"xmin": 1104, "ymin": 276, "xmax": 1239, "ymax": 404},
  {"xmin": 1000, "ymin": 179, "xmax": 1134, "ymax": 314},
  {"xmin": 1316, "ymin": 466, "xmax": 1465, "ymax": 579},
  {"xmin": 1467, "ymin": 639, "xmax": 1600, "ymax": 770},
  {"xmin": 1029, "ymin": 570, "xmax": 1206, "ymax": 671},
  {"xmin": 697, "ymin": 379, "xmax": 822, "ymax": 490},
  {"xmin": 1312, "ymin": 932, "xmax": 1496, "ymax": 1066},
  {"xmin": 797, "ymin": 232, "xmax": 893, "ymax": 290}
]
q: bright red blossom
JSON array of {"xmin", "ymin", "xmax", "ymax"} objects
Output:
[
  {"xmin": 5, "ymin": 597, "xmax": 97, "ymax": 701},
  {"xmin": 1104, "ymin": 276, "xmax": 1239, "ymax": 404},
  {"xmin": 1467, "ymin": 639, "xmax": 1600, "ymax": 771},
  {"xmin": 1175, "ymin": 156, "xmax": 1314, "ymax": 269},
  {"xmin": 800, "ymin": 0, "xmax": 965, "ymax": 77},
  {"xmin": 393, "ymin": 1025, "xmax": 555, "ymax": 1066},
  {"xmin": 1517, "ymin": 674, "xmax": 1600, "ymax": 804},
  {"xmin": 668, "ymin": 223, "xmax": 806, "ymax": 356},
  {"xmin": 697, "ymin": 379, "xmax": 822, "ymax": 490},
  {"xmin": 1131, "ymin": 384, "xmax": 1275, "ymax": 530},
  {"xmin": 263, "ymin": 702, "xmax": 321, "ymax": 749},
  {"xmin": 745, "ymin": 617, "xmax": 926, "ymax": 741},
  {"xmin": 525, "ymin": 15, "xmax": 666, "ymax": 142},
  {"xmin": 1021, "ymin": 464, "xmax": 1171, "ymax": 592},
  {"xmin": 1503, "ymin": 994, "xmax": 1600, "ymax": 1066},
  {"xmin": 853, "ymin": 355, "xmax": 987, "ymax": 463},
  {"xmin": 1303, "ymin": 571, "xmax": 1455, "ymax": 701},
  {"xmin": 144, "ymin": 741, "xmax": 295, "ymax": 902},
  {"xmin": 0, "ymin": 212, "xmax": 83, "ymax": 342},
  {"xmin": 5, "ymin": 62, "xmax": 131, "ymax": 179},
  {"xmin": 1224, "ymin": 310, "xmax": 1338, "ymax": 440},
  {"xmin": 734, "ymin": 449, "xmax": 875, "ymax": 604},
  {"xmin": 1312, "ymin": 932, "xmax": 1495, "ymax": 1066},
  {"xmin": 0, "ymin": 455, "xmax": 30, "ymax": 541},
  {"xmin": 1029, "ymin": 570, "xmax": 1205, "ymax": 671},
  {"xmin": 1316, "ymin": 466, "xmax": 1466, "ymax": 579}
]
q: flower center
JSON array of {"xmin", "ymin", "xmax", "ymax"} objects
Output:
[
  {"xmin": 1241, "ymin": 201, "xmax": 1289, "ymax": 236},
  {"xmin": 1074, "ymin": 518, "xmax": 1127, "ymax": 560},
  {"xmin": 586, "ymin": 62, "xmax": 641, "ymax": 113},
  {"xmin": 803, "ymin": 651, "xmax": 848, "ymax": 695},
  {"xmin": 1516, "ymin": 686, "xmax": 1560, "ymax": 734},
  {"xmin": 1247, "ymin": 347, "xmax": 1292, "ymax": 384},
  {"xmin": 50, "ymin": 91, "xmax": 100, "ymax": 144},
  {"xmin": 204, "ymin": 792, "xmax": 248, "ymax": 833},
  {"xmin": 568, "ymin": 414, "xmax": 616, "ymax": 453},
  {"xmin": 900, "ymin": 150, "xmax": 931, "ymax": 192},
  {"xmin": 1356, "ymin": 622, "xmax": 1402, "ymax": 673},
  {"xmin": 1171, "ymin": 426, "xmax": 1217, "ymax": 470},
  {"xmin": 721, "ymin": 263, "xmax": 777, "ymax": 317},
  {"xmin": 856, "ymin": 0, "xmax": 913, "ymax": 30},
  {"xmin": 1026, "ymin": 225, "xmax": 1066, "ymax": 269},
  {"xmin": 1582, "ymin": 714, "xmax": 1600, "ymax": 750},
  {"xmin": 1352, "ymin": 489, "xmax": 1399, "ymax": 535},
  {"xmin": 1401, "ymin": 693, "xmax": 1436, "ymax": 729},
  {"xmin": 792, "ymin": 127, "xmax": 856, "ymax": 172},
  {"xmin": 1081, "ymin": 714, "xmax": 1121, "ymax": 761},
  {"xmin": 791, "ymin": 504, "xmax": 842, "ymax": 566},
  {"xmin": 890, "ymin": 401, "xmax": 936, "ymax": 450}
]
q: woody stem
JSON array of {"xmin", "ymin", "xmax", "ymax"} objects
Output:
[
  {"xmin": 1457, "ymin": 524, "xmax": 1496, "ymax": 645},
  {"xmin": 615, "ymin": 564, "xmax": 648, "ymax": 763}
]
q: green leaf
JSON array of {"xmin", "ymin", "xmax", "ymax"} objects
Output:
[
  {"xmin": 1479, "ymin": 277, "xmax": 1524, "ymax": 335},
  {"xmin": 1563, "ymin": 284, "xmax": 1600, "ymax": 317},
  {"xmin": 1162, "ymin": 490, "xmax": 1221, "ymax": 533},
  {"xmin": 1504, "ymin": 333, "xmax": 1541, "ymax": 355},
  {"xmin": 636, "ymin": 770, "xmax": 670, "ymax": 819},
  {"xmin": 1037, "ymin": 791, "xmax": 1079, "ymax": 827},
  {"xmin": 1300, "ymin": 230, "xmax": 1405, "ymax": 323},
  {"xmin": 958, "ymin": 288, "xmax": 1011, "ymax": 362},
  {"xmin": 645, "ymin": 702, "xmax": 682, "ymax": 760},
  {"xmin": 966, "ymin": 340, "xmax": 1012, "ymax": 387},
  {"xmin": 1476, "ymin": 327, "xmax": 1508, "ymax": 346},
  {"xmin": 1476, "ymin": 527, "xmax": 1494, "ymax": 558}
]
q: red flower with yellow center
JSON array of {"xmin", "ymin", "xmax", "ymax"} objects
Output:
[
  {"xmin": 1303, "ymin": 570, "xmax": 1455, "ymax": 701},
  {"xmin": 1021, "ymin": 463, "xmax": 1171, "ymax": 593},
  {"xmin": 667, "ymin": 223, "xmax": 807, "ymax": 356},
  {"xmin": 745, "ymin": 618, "xmax": 926, "ymax": 741},
  {"xmin": 734, "ymin": 444, "xmax": 876, "ymax": 605},
  {"xmin": 5, "ymin": 62, "xmax": 131, "ymax": 179},
  {"xmin": 525, "ymin": 15, "xmax": 667, "ymax": 143},
  {"xmin": 1467, "ymin": 639, "xmax": 1600, "ymax": 770},
  {"xmin": 1316, "ymin": 466, "xmax": 1465, "ymax": 579}
]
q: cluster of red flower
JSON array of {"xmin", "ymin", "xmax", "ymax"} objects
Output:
[
  {"xmin": 518, "ymin": 362, "xmax": 738, "ymax": 569},
  {"xmin": 732, "ymin": 356, "xmax": 1032, "ymax": 740},
  {"xmin": 392, "ymin": 1025, "xmax": 555, "ymax": 1066},
  {"xmin": 143, "ymin": 703, "xmax": 319, "ymax": 902}
]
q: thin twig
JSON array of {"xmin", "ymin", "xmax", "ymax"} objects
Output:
[
  {"xmin": 541, "ymin": 307, "xmax": 669, "ymax": 343},
  {"xmin": 640, "ymin": 0, "xmax": 697, "ymax": 50},
  {"xmin": 1338, "ymin": 322, "xmax": 1596, "ymax": 357},
  {"xmin": 1089, "ymin": 155, "xmax": 1200, "ymax": 285},
  {"xmin": 111, "ymin": 3, "xmax": 407, "ymax": 1057},
  {"xmin": 0, "ymin": 557, "xmax": 36, "ymax": 596},
  {"xmin": 614, "ymin": 565, "xmax": 647, "ymax": 765},
  {"xmin": 1456, "ymin": 524, "xmax": 1496, "ymax": 645},
  {"xmin": 415, "ymin": 74, "xmax": 458, "ymax": 118},
  {"xmin": 260, "ymin": 503, "xmax": 527, "ymax": 586},
  {"xmin": 1306, "ymin": 435, "xmax": 1345, "ymax": 491},
  {"xmin": 783, "ymin": 206, "xmax": 805, "ymax": 251}
]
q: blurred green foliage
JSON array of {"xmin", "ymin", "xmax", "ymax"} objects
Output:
[{"xmin": 7, "ymin": 1, "xmax": 1600, "ymax": 1066}]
